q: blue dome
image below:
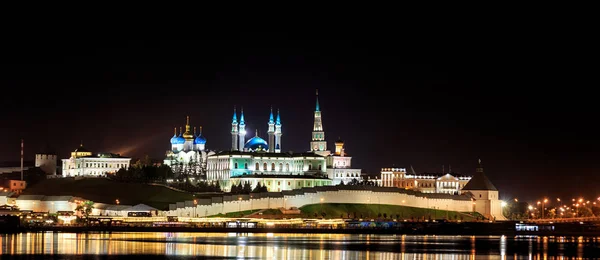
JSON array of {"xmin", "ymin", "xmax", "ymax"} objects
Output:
[
  {"xmin": 194, "ymin": 135, "xmax": 207, "ymax": 144},
  {"xmin": 173, "ymin": 134, "xmax": 185, "ymax": 144},
  {"xmin": 170, "ymin": 134, "xmax": 179, "ymax": 144},
  {"xmin": 244, "ymin": 136, "xmax": 268, "ymax": 151}
]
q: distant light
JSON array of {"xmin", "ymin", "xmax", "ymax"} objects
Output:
[{"xmin": 501, "ymin": 201, "xmax": 507, "ymax": 208}]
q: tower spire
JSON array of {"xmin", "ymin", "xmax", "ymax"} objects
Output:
[
  {"xmin": 315, "ymin": 89, "xmax": 320, "ymax": 111},
  {"xmin": 232, "ymin": 106, "xmax": 238, "ymax": 123},
  {"xmin": 173, "ymin": 127, "xmax": 177, "ymax": 136},
  {"xmin": 194, "ymin": 126, "xmax": 197, "ymax": 136},
  {"xmin": 199, "ymin": 126, "xmax": 203, "ymax": 135},
  {"xmin": 240, "ymin": 107, "xmax": 245, "ymax": 124},
  {"xmin": 186, "ymin": 115, "xmax": 190, "ymax": 126},
  {"xmin": 269, "ymin": 106, "xmax": 274, "ymax": 123},
  {"xmin": 276, "ymin": 109, "xmax": 281, "ymax": 124},
  {"xmin": 255, "ymin": 129, "xmax": 258, "ymax": 136}
]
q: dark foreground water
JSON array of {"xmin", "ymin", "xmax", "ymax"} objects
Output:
[{"xmin": 2, "ymin": 232, "xmax": 600, "ymax": 259}]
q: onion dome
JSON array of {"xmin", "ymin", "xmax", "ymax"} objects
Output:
[
  {"xmin": 170, "ymin": 128, "xmax": 179, "ymax": 144},
  {"xmin": 194, "ymin": 126, "xmax": 207, "ymax": 144}
]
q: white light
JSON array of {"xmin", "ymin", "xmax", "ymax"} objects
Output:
[{"xmin": 501, "ymin": 201, "xmax": 507, "ymax": 207}]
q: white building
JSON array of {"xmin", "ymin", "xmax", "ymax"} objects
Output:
[
  {"xmin": 380, "ymin": 167, "xmax": 471, "ymax": 194},
  {"xmin": 164, "ymin": 116, "xmax": 214, "ymax": 175},
  {"xmin": 205, "ymin": 91, "xmax": 337, "ymax": 192},
  {"xmin": 461, "ymin": 160, "xmax": 505, "ymax": 220},
  {"xmin": 326, "ymin": 139, "xmax": 362, "ymax": 185},
  {"xmin": 61, "ymin": 144, "xmax": 131, "ymax": 177}
]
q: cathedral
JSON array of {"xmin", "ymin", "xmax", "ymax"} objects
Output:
[{"xmin": 163, "ymin": 116, "xmax": 215, "ymax": 175}]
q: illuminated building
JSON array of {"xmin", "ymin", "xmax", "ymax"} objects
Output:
[
  {"xmin": 461, "ymin": 160, "xmax": 505, "ymax": 220},
  {"xmin": 380, "ymin": 166, "xmax": 471, "ymax": 194},
  {"xmin": 61, "ymin": 144, "xmax": 131, "ymax": 177},
  {"xmin": 325, "ymin": 138, "xmax": 362, "ymax": 185},
  {"xmin": 163, "ymin": 116, "xmax": 215, "ymax": 174},
  {"xmin": 206, "ymin": 92, "xmax": 335, "ymax": 192}
]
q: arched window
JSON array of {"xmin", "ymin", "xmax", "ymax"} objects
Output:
[
  {"xmin": 255, "ymin": 163, "xmax": 259, "ymax": 171},
  {"xmin": 279, "ymin": 163, "xmax": 283, "ymax": 172},
  {"xmin": 271, "ymin": 163, "xmax": 275, "ymax": 171},
  {"xmin": 318, "ymin": 165, "xmax": 322, "ymax": 171},
  {"xmin": 234, "ymin": 163, "xmax": 238, "ymax": 169},
  {"xmin": 263, "ymin": 163, "xmax": 267, "ymax": 171},
  {"xmin": 308, "ymin": 165, "xmax": 312, "ymax": 170},
  {"xmin": 244, "ymin": 163, "xmax": 248, "ymax": 169},
  {"xmin": 286, "ymin": 163, "xmax": 290, "ymax": 172}
]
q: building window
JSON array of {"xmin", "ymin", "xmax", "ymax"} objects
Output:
[
  {"xmin": 286, "ymin": 163, "xmax": 290, "ymax": 172},
  {"xmin": 298, "ymin": 182, "xmax": 301, "ymax": 186},
  {"xmin": 234, "ymin": 163, "xmax": 238, "ymax": 169},
  {"xmin": 271, "ymin": 163, "xmax": 275, "ymax": 171},
  {"xmin": 263, "ymin": 163, "xmax": 267, "ymax": 171},
  {"xmin": 318, "ymin": 165, "xmax": 322, "ymax": 171},
  {"xmin": 245, "ymin": 163, "xmax": 248, "ymax": 169},
  {"xmin": 308, "ymin": 165, "xmax": 312, "ymax": 170},
  {"xmin": 288, "ymin": 182, "xmax": 290, "ymax": 186},
  {"xmin": 278, "ymin": 181, "xmax": 281, "ymax": 186},
  {"xmin": 255, "ymin": 163, "xmax": 259, "ymax": 171},
  {"xmin": 279, "ymin": 163, "xmax": 283, "ymax": 172}
]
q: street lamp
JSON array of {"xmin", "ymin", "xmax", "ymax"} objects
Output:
[
  {"xmin": 320, "ymin": 198, "xmax": 324, "ymax": 215},
  {"xmin": 116, "ymin": 199, "xmax": 120, "ymax": 205},
  {"xmin": 193, "ymin": 199, "xmax": 197, "ymax": 218}
]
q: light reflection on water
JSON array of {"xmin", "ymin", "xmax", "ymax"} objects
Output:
[{"xmin": 1, "ymin": 232, "xmax": 599, "ymax": 259}]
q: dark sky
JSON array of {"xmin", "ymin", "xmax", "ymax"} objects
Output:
[{"xmin": 0, "ymin": 38, "xmax": 597, "ymax": 202}]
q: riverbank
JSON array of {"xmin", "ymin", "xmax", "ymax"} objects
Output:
[{"xmin": 6, "ymin": 221, "xmax": 600, "ymax": 236}]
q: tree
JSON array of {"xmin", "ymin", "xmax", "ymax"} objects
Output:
[
  {"xmin": 321, "ymin": 212, "xmax": 326, "ymax": 218},
  {"xmin": 252, "ymin": 182, "xmax": 263, "ymax": 193},
  {"xmin": 75, "ymin": 200, "xmax": 94, "ymax": 220},
  {"xmin": 214, "ymin": 182, "xmax": 221, "ymax": 192},
  {"xmin": 339, "ymin": 180, "xmax": 345, "ymax": 186},
  {"xmin": 230, "ymin": 183, "xmax": 239, "ymax": 194},
  {"xmin": 242, "ymin": 182, "xmax": 252, "ymax": 194},
  {"xmin": 383, "ymin": 213, "xmax": 387, "ymax": 219}
]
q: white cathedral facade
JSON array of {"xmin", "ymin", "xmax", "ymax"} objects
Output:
[{"xmin": 164, "ymin": 116, "xmax": 215, "ymax": 175}]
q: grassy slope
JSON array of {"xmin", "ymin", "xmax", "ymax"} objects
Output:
[
  {"xmin": 297, "ymin": 203, "xmax": 481, "ymax": 220},
  {"xmin": 22, "ymin": 178, "xmax": 195, "ymax": 210}
]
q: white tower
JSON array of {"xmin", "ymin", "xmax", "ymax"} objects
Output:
[
  {"xmin": 267, "ymin": 107, "xmax": 275, "ymax": 153},
  {"xmin": 238, "ymin": 107, "xmax": 246, "ymax": 151},
  {"xmin": 275, "ymin": 109, "xmax": 282, "ymax": 153},
  {"xmin": 310, "ymin": 89, "xmax": 329, "ymax": 156},
  {"xmin": 231, "ymin": 107, "xmax": 239, "ymax": 151},
  {"xmin": 35, "ymin": 152, "xmax": 57, "ymax": 175}
]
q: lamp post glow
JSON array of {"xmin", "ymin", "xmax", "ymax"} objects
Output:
[
  {"xmin": 320, "ymin": 198, "xmax": 324, "ymax": 215},
  {"xmin": 193, "ymin": 199, "xmax": 197, "ymax": 218}
]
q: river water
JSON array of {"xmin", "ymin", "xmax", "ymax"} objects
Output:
[{"xmin": 1, "ymin": 232, "xmax": 600, "ymax": 259}]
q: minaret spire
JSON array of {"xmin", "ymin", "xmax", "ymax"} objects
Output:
[
  {"xmin": 268, "ymin": 106, "xmax": 275, "ymax": 152},
  {"xmin": 240, "ymin": 107, "xmax": 245, "ymax": 124},
  {"xmin": 275, "ymin": 108, "xmax": 282, "ymax": 153},
  {"xmin": 231, "ymin": 106, "xmax": 239, "ymax": 151},
  {"xmin": 232, "ymin": 106, "xmax": 238, "ymax": 123}
]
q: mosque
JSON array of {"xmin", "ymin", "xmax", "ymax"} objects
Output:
[{"xmin": 162, "ymin": 91, "xmax": 362, "ymax": 191}]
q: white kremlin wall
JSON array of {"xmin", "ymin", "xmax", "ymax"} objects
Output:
[{"xmin": 163, "ymin": 187, "xmax": 475, "ymax": 218}]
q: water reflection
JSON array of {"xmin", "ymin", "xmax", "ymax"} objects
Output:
[{"xmin": 1, "ymin": 232, "xmax": 600, "ymax": 258}]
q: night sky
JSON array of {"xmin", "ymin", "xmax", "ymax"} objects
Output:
[{"xmin": 0, "ymin": 38, "xmax": 596, "ymax": 202}]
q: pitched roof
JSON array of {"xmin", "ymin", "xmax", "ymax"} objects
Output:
[{"xmin": 462, "ymin": 171, "xmax": 497, "ymax": 191}]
